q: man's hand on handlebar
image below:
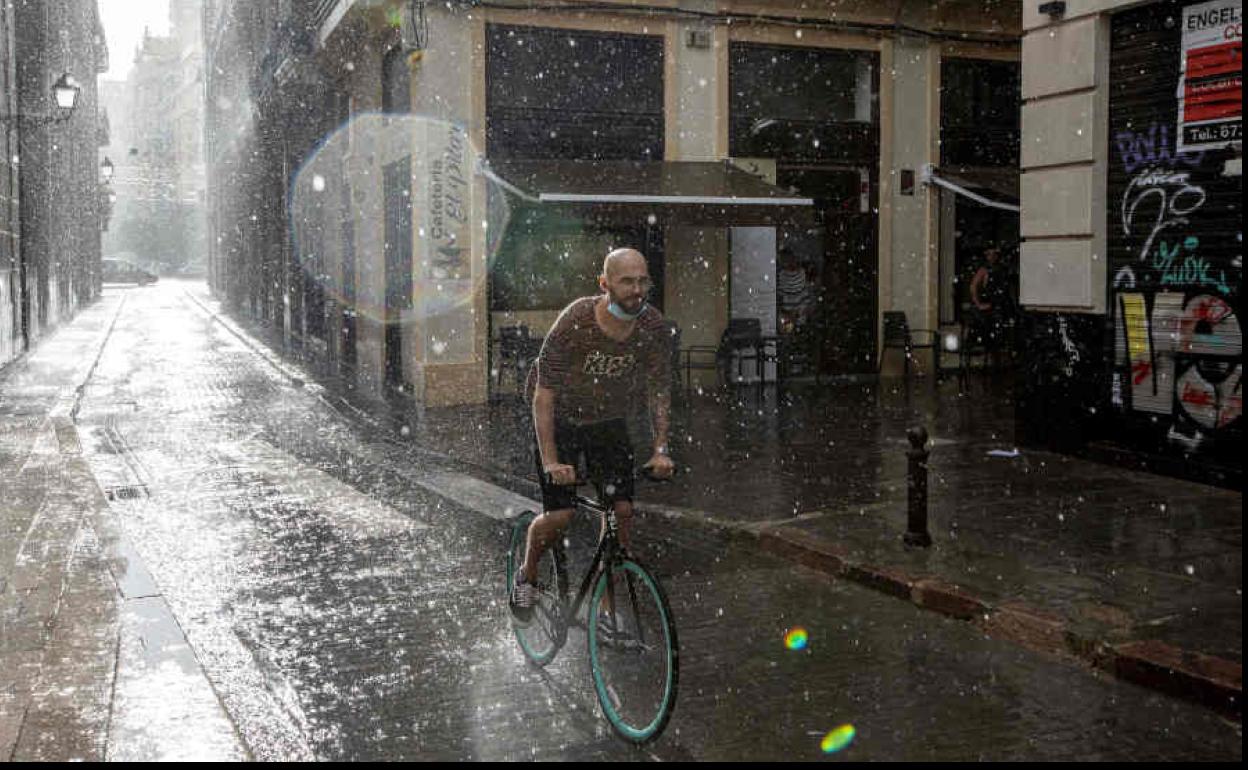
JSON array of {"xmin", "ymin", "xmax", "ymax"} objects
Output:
[
  {"xmin": 643, "ymin": 452, "xmax": 675, "ymax": 480},
  {"xmin": 543, "ymin": 462, "xmax": 578, "ymax": 486}
]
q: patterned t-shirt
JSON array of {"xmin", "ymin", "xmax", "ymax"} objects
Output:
[{"xmin": 528, "ymin": 296, "xmax": 672, "ymax": 425}]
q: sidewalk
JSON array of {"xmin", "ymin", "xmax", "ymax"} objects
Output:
[
  {"xmin": 0, "ymin": 296, "xmax": 126, "ymax": 761},
  {"xmin": 364, "ymin": 377, "xmax": 1243, "ymax": 718},
  {"xmin": 1, "ymin": 291, "xmax": 246, "ymax": 761}
]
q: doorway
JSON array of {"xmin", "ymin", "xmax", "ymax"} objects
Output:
[
  {"xmin": 777, "ymin": 165, "xmax": 878, "ymax": 375},
  {"xmin": 383, "ymin": 157, "xmax": 413, "ymax": 391}
]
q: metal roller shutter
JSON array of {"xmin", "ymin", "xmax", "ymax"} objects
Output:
[{"xmin": 1107, "ymin": 0, "xmax": 1242, "ymax": 464}]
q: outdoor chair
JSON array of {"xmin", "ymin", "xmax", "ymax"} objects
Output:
[
  {"xmin": 776, "ymin": 324, "xmax": 820, "ymax": 382},
  {"xmin": 879, "ymin": 311, "xmax": 939, "ymax": 379},
  {"xmin": 720, "ymin": 317, "xmax": 766, "ymax": 384},
  {"xmin": 956, "ymin": 313, "xmax": 989, "ymax": 386},
  {"xmin": 957, "ymin": 308, "xmax": 1016, "ymax": 385},
  {"xmin": 681, "ymin": 344, "xmax": 721, "ymax": 399},
  {"xmin": 681, "ymin": 317, "xmax": 770, "ymax": 399}
]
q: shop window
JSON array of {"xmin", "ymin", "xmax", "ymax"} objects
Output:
[
  {"xmin": 489, "ymin": 205, "xmax": 617, "ymax": 312},
  {"xmin": 940, "ymin": 58, "xmax": 1020, "ymax": 168},
  {"xmin": 486, "ymin": 25, "xmax": 664, "ymax": 161},
  {"xmin": 729, "ymin": 43, "xmax": 879, "ymax": 163}
]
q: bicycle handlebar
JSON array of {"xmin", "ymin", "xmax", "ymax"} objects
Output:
[{"xmin": 542, "ymin": 466, "xmax": 675, "ymax": 487}]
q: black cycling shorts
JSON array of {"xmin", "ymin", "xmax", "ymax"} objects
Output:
[{"xmin": 535, "ymin": 418, "xmax": 635, "ymax": 512}]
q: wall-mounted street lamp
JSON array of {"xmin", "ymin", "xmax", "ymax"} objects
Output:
[
  {"xmin": 0, "ymin": 72, "xmax": 81, "ymax": 126},
  {"xmin": 1038, "ymin": 1, "xmax": 1067, "ymax": 20},
  {"xmin": 53, "ymin": 73, "xmax": 81, "ymax": 110},
  {"xmin": 100, "ymin": 156, "xmax": 115, "ymax": 183}
]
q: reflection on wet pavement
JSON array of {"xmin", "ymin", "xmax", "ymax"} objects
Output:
[{"xmin": 68, "ymin": 283, "xmax": 1240, "ymax": 760}]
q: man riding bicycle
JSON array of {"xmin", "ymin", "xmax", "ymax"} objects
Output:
[{"xmin": 510, "ymin": 247, "xmax": 675, "ymax": 624}]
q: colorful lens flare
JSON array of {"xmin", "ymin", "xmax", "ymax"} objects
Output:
[
  {"xmin": 784, "ymin": 627, "xmax": 809, "ymax": 650},
  {"xmin": 821, "ymin": 724, "xmax": 856, "ymax": 754}
]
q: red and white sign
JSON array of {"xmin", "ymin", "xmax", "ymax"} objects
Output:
[{"xmin": 1178, "ymin": 0, "xmax": 1242, "ymax": 151}]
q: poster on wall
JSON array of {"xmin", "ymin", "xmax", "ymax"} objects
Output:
[{"xmin": 1177, "ymin": 0, "xmax": 1242, "ymax": 151}]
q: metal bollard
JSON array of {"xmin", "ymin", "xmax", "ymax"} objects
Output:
[{"xmin": 904, "ymin": 425, "xmax": 932, "ymax": 548}]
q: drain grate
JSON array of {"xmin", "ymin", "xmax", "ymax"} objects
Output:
[
  {"xmin": 55, "ymin": 423, "xmax": 82, "ymax": 454},
  {"xmin": 105, "ymin": 484, "xmax": 149, "ymax": 501}
]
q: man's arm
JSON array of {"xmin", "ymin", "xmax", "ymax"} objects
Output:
[
  {"xmin": 970, "ymin": 267, "xmax": 990, "ymax": 310},
  {"xmin": 642, "ymin": 329, "xmax": 675, "ymax": 477},
  {"xmin": 533, "ymin": 384, "xmax": 560, "ymax": 468},
  {"xmin": 649, "ymin": 388, "xmax": 671, "ymax": 457},
  {"xmin": 533, "ymin": 377, "xmax": 577, "ymax": 486}
]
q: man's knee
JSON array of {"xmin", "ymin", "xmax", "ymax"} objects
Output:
[{"xmin": 533, "ymin": 508, "xmax": 574, "ymax": 538}]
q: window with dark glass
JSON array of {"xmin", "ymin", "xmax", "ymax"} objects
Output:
[
  {"xmin": 382, "ymin": 46, "xmax": 410, "ymax": 114},
  {"xmin": 940, "ymin": 58, "xmax": 1021, "ymax": 168},
  {"xmin": 485, "ymin": 24, "xmax": 664, "ymax": 161},
  {"xmin": 729, "ymin": 43, "xmax": 879, "ymax": 163}
]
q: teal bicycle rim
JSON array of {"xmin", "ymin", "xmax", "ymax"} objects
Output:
[
  {"xmin": 588, "ymin": 561, "xmax": 676, "ymax": 742},
  {"xmin": 508, "ymin": 513, "xmax": 562, "ymax": 665}
]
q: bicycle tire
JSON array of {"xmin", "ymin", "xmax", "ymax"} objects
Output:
[
  {"xmin": 506, "ymin": 511, "xmax": 568, "ymax": 666},
  {"xmin": 587, "ymin": 559, "xmax": 679, "ymax": 743}
]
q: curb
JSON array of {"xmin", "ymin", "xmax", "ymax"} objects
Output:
[
  {"xmin": 1110, "ymin": 640, "xmax": 1243, "ymax": 718},
  {"xmin": 753, "ymin": 525, "xmax": 1241, "ymax": 720},
  {"xmin": 413, "ymin": 453, "xmax": 1244, "ymax": 722}
]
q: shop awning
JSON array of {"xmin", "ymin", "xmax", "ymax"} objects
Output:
[
  {"xmin": 481, "ymin": 159, "xmax": 816, "ymax": 226},
  {"xmin": 922, "ymin": 164, "xmax": 1019, "ymax": 212}
]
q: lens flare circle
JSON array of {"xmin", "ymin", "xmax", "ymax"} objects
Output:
[
  {"xmin": 821, "ymin": 724, "xmax": 855, "ymax": 754},
  {"xmin": 784, "ymin": 627, "xmax": 809, "ymax": 651},
  {"xmin": 288, "ymin": 112, "xmax": 513, "ymax": 367}
]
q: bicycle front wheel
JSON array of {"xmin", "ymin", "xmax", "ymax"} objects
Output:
[
  {"xmin": 507, "ymin": 511, "xmax": 568, "ymax": 666},
  {"xmin": 587, "ymin": 559, "xmax": 679, "ymax": 743}
]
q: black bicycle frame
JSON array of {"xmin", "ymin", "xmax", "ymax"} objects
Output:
[
  {"xmin": 551, "ymin": 479, "xmax": 658, "ymax": 648},
  {"xmin": 566, "ymin": 498, "xmax": 622, "ymax": 624}
]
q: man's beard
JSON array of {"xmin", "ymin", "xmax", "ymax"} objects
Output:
[
  {"xmin": 605, "ymin": 286, "xmax": 646, "ymax": 319},
  {"xmin": 609, "ymin": 287, "xmax": 644, "ymax": 311}
]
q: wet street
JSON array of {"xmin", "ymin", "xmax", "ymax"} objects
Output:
[{"xmin": 3, "ymin": 281, "xmax": 1240, "ymax": 761}]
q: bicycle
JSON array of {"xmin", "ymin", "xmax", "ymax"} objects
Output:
[{"xmin": 505, "ymin": 470, "xmax": 679, "ymax": 744}]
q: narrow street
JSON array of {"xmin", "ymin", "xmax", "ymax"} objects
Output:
[
  {"xmin": 4, "ymin": 280, "xmax": 1230, "ymax": 760},
  {"xmin": 1, "ymin": 0, "xmax": 1241, "ymax": 762}
]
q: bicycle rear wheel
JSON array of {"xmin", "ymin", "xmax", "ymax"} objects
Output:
[
  {"xmin": 506, "ymin": 511, "xmax": 568, "ymax": 665},
  {"xmin": 587, "ymin": 559, "xmax": 679, "ymax": 743}
]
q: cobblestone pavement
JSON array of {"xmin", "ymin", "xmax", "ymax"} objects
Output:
[
  {"xmin": 2, "ymin": 282, "xmax": 1242, "ymax": 760},
  {"xmin": 397, "ymin": 337, "xmax": 1243, "ymax": 704}
]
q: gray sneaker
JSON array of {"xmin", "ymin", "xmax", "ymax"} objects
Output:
[{"xmin": 510, "ymin": 574, "xmax": 540, "ymax": 625}]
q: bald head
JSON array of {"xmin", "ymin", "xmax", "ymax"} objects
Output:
[
  {"xmin": 599, "ymin": 247, "xmax": 652, "ymax": 315},
  {"xmin": 603, "ymin": 248, "xmax": 647, "ymax": 281}
]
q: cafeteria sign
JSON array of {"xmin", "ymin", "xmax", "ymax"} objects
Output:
[{"xmin": 1177, "ymin": 0, "xmax": 1242, "ymax": 151}]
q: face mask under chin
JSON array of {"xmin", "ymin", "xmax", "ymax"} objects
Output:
[{"xmin": 606, "ymin": 299, "xmax": 646, "ymax": 320}]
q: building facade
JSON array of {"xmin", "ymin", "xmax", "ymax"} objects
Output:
[
  {"xmin": 1017, "ymin": 0, "xmax": 1241, "ymax": 484},
  {"xmin": 1, "ymin": 2, "xmax": 19, "ymax": 367},
  {"xmin": 2, "ymin": 0, "xmax": 107, "ymax": 369},
  {"xmin": 207, "ymin": 0, "xmax": 1023, "ymax": 405},
  {"xmin": 171, "ymin": 0, "xmax": 208, "ymax": 271},
  {"xmin": 103, "ymin": 6, "xmax": 208, "ymax": 276}
]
